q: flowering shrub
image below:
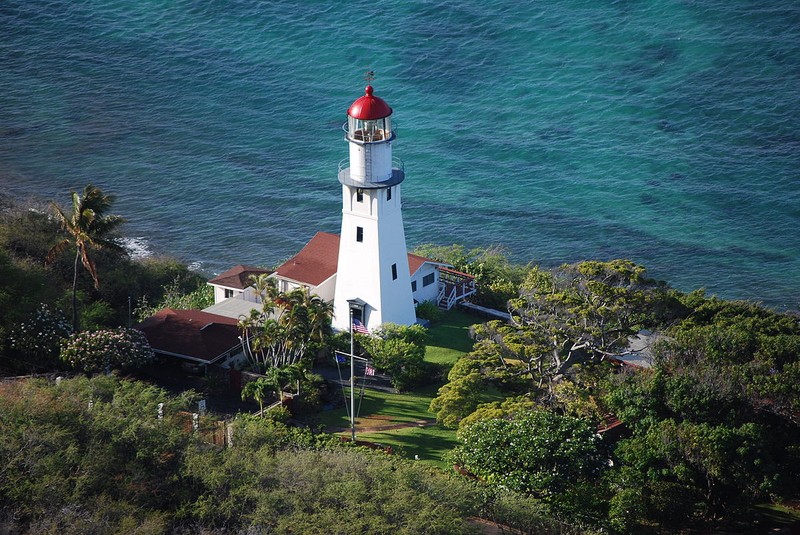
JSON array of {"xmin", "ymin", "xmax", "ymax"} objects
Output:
[
  {"xmin": 8, "ymin": 303, "xmax": 72, "ymax": 363},
  {"xmin": 61, "ymin": 328, "xmax": 155, "ymax": 373}
]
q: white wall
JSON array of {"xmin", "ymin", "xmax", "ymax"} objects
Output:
[
  {"xmin": 210, "ymin": 284, "xmax": 244, "ymax": 304},
  {"xmin": 333, "ymin": 183, "xmax": 416, "ymax": 331},
  {"xmin": 411, "ymin": 264, "xmax": 440, "ymax": 304},
  {"xmin": 348, "ymin": 141, "xmax": 393, "ymax": 182}
]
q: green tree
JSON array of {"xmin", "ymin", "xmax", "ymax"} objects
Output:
[
  {"xmin": 134, "ymin": 277, "xmax": 213, "ymax": 321},
  {"xmin": 452, "ymin": 410, "xmax": 606, "ymax": 499},
  {"xmin": 429, "ymin": 372, "xmax": 484, "ymax": 428},
  {"xmin": 466, "ymin": 260, "xmax": 668, "ymax": 404},
  {"xmin": 412, "ymin": 243, "xmax": 530, "ymax": 309},
  {"xmin": 358, "ymin": 323, "xmax": 428, "ymax": 390},
  {"xmin": 601, "ymin": 297, "xmax": 800, "ymax": 526},
  {"xmin": 46, "ymin": 185, "xmax": 125, "ymax": 331}
]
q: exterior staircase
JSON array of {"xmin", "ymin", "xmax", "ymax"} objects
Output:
[{"xmin": 436, "ymin": 267, "xmax": 477, "ymax": 310}]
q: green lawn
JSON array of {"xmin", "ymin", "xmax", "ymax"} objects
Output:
[
  {"xmin": 312, "ymin": 309, "xmax": 481, "ymax": 467},
  {"xmin": 424, "ymin": 309, "xmax": 479, "ymax": 365},
  {"xmin": 316, "ymin": 384, "xmax": 442, "ymax": 430},
  {"xmin": 355, "ymin": 425, "xmax": 459, "ymax": 469}
]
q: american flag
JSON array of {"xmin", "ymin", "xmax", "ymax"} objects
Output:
[
  {"xmin": 365, "ymin": 365, "xmax": 376, "ymax": 376},
  {"xmin": 352, "ymin": 319, "xmax": 369, "ymax": 334}
]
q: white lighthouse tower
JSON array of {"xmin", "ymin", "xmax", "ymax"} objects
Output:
[{"xmin": 332, "ymin": 83, "xmax": 416, "ymax": 332}]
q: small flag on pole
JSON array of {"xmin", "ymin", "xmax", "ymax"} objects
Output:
[
  {"xmin": 352, "ymin": 319, "xmax": 369, "ymax": 334},
  {"xmin": 365, "ymin": 365, "xmax": 376, "ymax": 376},
  {"xmin": 335, "ymin": 353, "xmax": 347, "ymax": 364}
]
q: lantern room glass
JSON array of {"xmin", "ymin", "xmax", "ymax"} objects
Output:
[{"xmin": 348, "ymin": 116, "xmax": 391, "ymax": 142}]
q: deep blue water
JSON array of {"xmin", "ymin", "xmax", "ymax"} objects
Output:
[{"xmin": 1, "ymin": 1, "xmax": 798, "ymax": 310}]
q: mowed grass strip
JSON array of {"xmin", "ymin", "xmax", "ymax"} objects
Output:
[{"xmin": 355, "ymin": 425, "xmax": 459, "ymax": 469}]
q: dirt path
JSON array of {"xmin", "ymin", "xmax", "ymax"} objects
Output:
[{"xmin": 325, "ymin": 417, "xmax": 438, "ymax": 433}]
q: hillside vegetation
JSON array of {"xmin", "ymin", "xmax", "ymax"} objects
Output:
[{"xmin": 2, "ymin": 192, "xmax": 798, "ymax": 533}]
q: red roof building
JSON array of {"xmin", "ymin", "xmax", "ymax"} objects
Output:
[
  {"xmin": 274, "ymin": 232, "xmax": 340, "ymax": 288},
  {"xmin": 136, "ymin": 308, "xmax": 243, "ymax": 366}
]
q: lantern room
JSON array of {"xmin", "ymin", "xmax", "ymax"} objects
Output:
[{"xmin": 346, "ymin": 86, "xmax": 394, "ymax": 143}]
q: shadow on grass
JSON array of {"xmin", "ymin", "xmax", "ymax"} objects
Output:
[
  {"xmin": 752, "ymin": 503, "xmax": 800, "ymax": 531},
  {"xmin": 427, "ymin": 309, "xmax": 479, "ymax": 351}
]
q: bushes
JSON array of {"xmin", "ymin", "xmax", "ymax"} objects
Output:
[
  {"xmin": 0, "ymin": 375, "xmax": 580, "ymax": 534},
  {"xmin": 8, "ymin": 303, "xmax": 71, "ymax": 367},
  {"xmin": 452, "ymin": 411, "xmax": 606, "ymax": 498},
  {"xmin": 415, "ymin": 300, "xmax": 442, "ymax": 323},
  {"xmin": 358, "ymin": 323, "xmax": 428, "ymax": 391},
  {"xmin": 60, "ymin": 328, "xmax": 155, "ymax": 373}
]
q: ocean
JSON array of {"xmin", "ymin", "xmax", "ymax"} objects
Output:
[{"xmin": 1, "ymin": 0, "xmax": 798, "ymax": 310}]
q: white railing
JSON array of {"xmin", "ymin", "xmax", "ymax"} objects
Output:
[{"xmin": 446, "ymin": 286, "xmax": 457, "ymax": 310}]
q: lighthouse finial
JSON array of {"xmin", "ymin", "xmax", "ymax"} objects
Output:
[{"xmin": 364, "ymin": 69, "xmax": 375, "ymax": 85}]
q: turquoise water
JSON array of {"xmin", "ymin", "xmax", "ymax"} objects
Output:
[{"xmin": 1, "ymin": 1, "xmax": 798, "ymax": 310}]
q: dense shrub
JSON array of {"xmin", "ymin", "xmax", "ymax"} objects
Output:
[
  {"xmin": 415, "ymin": 300, "xmax": 443, "ymax": 323},
  {"xmin": 358, "ymin": 323, "xmax": 428, "ymax": 391},
  {"xmin": 452, "ymin": 411, "xmax": 606, "ymax": 498},
  {"xmin": 60, "ymin": 328, "xmax": 155, "ymax": 373},
  {"xmin": 8, "ymin": 303, "xmax": 71, "ymax": 366}
]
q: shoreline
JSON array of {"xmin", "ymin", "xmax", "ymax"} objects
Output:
[{"xmin": 3, "ymin": 191, "xmax": 797, "ymax": 313}]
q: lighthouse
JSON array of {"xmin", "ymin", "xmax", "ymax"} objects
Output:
[{"xmin": 332, "ymin": 84, "xmax": 416, "ymax": 332}]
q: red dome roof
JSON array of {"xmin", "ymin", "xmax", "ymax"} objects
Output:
[{"xmin": 347, "ymin": 85, "xmax": 392, "ymax": 120}]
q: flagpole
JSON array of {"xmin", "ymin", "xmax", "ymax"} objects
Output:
[{"xmin": 349, "ymin": 306, "xmax": 356, "ymax": 443}]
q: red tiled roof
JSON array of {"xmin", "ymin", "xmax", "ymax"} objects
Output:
[
  {"xmin": 136, "ymin": 309, "xmax": 241, "ymax": 364},
  {"xmin": 408, "ymin": 253, "xmax": 449, "ymax": 276},
  {"xmin": 274, "ymin": 232, "xmax": 340, "ymax": 286},
  {"xmin": 273, "ymin": 232, "xmax": 444, "ymax": 286},
  {"xmin": 208, "ymin": 265, "xmax": 271, "ymax": 290}
]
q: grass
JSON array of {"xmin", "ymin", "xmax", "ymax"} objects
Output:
[
  {"xmin": 355, "ymin": 425, "xmax": 459, "ymax": 469},
  {"xmin": 752, "ymin": 502, "xmax": 800, "ymax": 530},
  {"xmin": 313, "ymin": 309, "xmax": 481, "ymax": 467},
  {"xmin": 424, "ymin": 308, "xmax": 479, "ymax": 365},
  {"xmin": 316, "ymin": 384, "xmax": 442, "ymax": 430}
]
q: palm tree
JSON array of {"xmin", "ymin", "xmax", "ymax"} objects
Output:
[
  {"xmin": 239, "ymin": 282, "xmax": 334, "ymax": 369},
  {"xmin": 46, "ymin": 184, "xmax": 125, "ymax": 331},
  {"xmin": 241, "ymin": 377, "xmax": 273, "ymax": 417}
]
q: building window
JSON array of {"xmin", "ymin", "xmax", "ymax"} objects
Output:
[
  {"xmin": 411, "ymin": 280, "xmax": 417, "ymax": 292},
  {"xmin": 356, "ymin": 188, "xmax": 364, "ymax": 202},
  {"xmin": 224, "ymin": 289, "xmax": 235, "ymax": 299},
  {"xmin": 422, "ymin": 273, "xmax": 435, "ymax": 287},
  {"xmin": 391, "ymin": 263, "xmax": 398, "ymax": 280},
  {"xmin": 356, "ymin": 226, "xmax": 363, "ymax": 242},
  {"xmin": 387, "ymin": 187, "xmax": 392, "ymax": 201}
]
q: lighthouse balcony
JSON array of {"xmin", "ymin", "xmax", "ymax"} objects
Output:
[{"xmin": 338, "ymin": 158, "xmax": 405, "ymax": 189}]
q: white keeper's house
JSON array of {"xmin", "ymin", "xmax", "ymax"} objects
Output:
[{"xmin": 206, "ymin": 83, "xmax": 475, "ymax": 332}]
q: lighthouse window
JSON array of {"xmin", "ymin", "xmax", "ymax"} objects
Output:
[
  {"xmin": 356, "ymin": 226, "xmax": 363, "ymax": 242},
  {"xmin": 356, "ymin": 189, "xmax": 364, "ymax": 203},
  {"xmin": 411, "ymin": 280, "xmax": 417, "ymax": 292},
  {"xmin": 392, "ymin": 263, "xmax": 398, "ymax": 280},
  {"xmin": 422, "ymin": 273, "xmax": 435, "ymax": 287},
  {"xmin": 387, "ymin": 187, "xmax": 392, "ymax": 201}
]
